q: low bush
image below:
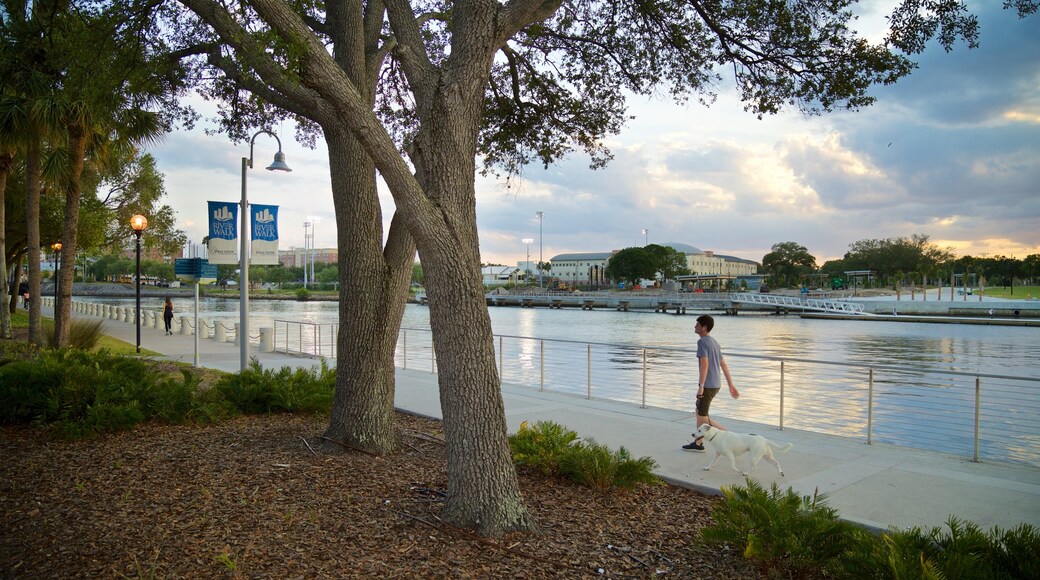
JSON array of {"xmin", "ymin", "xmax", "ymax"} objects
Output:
[
  {"xmin": 508, "ymin": 420, "xmax": 580, "ymax": 474},
  {"xmin": 211, "ymin": 359, "xmax": 335, "ymax": 414},
  {"xmin": 702, "ymin": 480, "xmax": 1040, "ymax": 580},
  {"xmin": 558, "ymin": 439, "xmax": 659, "ymax": 492},
  {"xmin": 0, "ymin": 350, "xmax": 334, "ymax": 439},
  {"xmin": 508, "ymin": 421, "xmax": 659, "ymax": 492},
  {"xmin": 0, "ymin": 349, "xmax": 206, "ymax": 438},
  {"xmin": 701, "ymin": 479, "xmax": 870, "ymax": 579}
]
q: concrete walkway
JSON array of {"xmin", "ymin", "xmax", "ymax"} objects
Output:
[{"xmin": 53, "ymin": 305, "xmax": 1040, "ymax": 533}]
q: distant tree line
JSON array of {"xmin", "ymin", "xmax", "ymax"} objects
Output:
[{"xmin": 759, "ymin": 235, "xmax": 1038, "ymax": 289}]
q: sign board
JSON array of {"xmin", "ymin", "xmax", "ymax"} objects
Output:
[{"xmin": 175, "ymin": 258, "xmax": 218, "ymax": 284}]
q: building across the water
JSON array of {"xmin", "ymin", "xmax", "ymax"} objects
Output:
[{"xmin": 539, "ymin": 242, "xmax": 759, "ymax": 288}]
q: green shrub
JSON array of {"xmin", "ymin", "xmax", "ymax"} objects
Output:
[
  {"xmin": 212, "ymin": 360, "xmax": 334, "ymax": 414},
  {"xmin": 0, "ymin": 349, "xmax": 210, "ymax": 438},
  {"xmin": 558, "ymin": 439, "xmax": 659, "ymax": 492},
  {"xmin": 295, "ymin": 288, "xmax": 311, "ymax": 301},
  {"xmin": 508, "ymin": 421, "xmax": 658, "ymax": 492},
  {"xmin": 508, "ymin": 420, "xmax": 580, "ymax": 474},
  {"xmin": 700, "ymin": 479, "xmax": 869, "ymax": 579},
  {"xmin": 839, "ymin": 518, "xmax": 1040, "ymax": 580}
]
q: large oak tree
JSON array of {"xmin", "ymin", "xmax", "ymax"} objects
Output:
[{"xmin": 171, "ymin": 0, "xmax": 1034, "ymax": 535}]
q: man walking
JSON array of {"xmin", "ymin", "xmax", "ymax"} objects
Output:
[{"xmin": 682, "ymin": 314, "xmax": 740, "ymax": 452}]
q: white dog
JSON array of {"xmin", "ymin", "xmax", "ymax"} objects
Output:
[{"xmin": 694, "ymin": 424, "xmax": 793, "ymax": 477}]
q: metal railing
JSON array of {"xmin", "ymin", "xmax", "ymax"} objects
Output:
[
  {"xmin": 271, "ymin": 320, "xmax": 1040, "ymax": 467},
  {"xmin": 272, "ymin": 320, "xmax": 339, "ymax": 357},
  {"xmin": 398, "ymin": 329, "xmax": 1039, "ymax": 467}
]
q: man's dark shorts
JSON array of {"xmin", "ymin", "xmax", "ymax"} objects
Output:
[{"xmin": 696, "ymin": 387, "xmax": 720, "ymax": 417}]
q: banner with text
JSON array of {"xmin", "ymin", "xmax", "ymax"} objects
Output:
[
  {"xmin": 250, "ymin": 204, "xmax": 280, "ymax": 265},
  {"xmin": 207, "ymin": 201, "xmax": 238, "ymax": 264}
]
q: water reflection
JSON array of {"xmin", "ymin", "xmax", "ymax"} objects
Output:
[{"xmin": 76, "ymin": 297, "xmax": 1039, "ymax": 464}]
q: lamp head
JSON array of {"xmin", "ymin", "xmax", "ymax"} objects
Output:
[
  {"xmin": 52, "ymin": 242, "xmax": 62, "ymax": 251},
  {"xmin": 130, "ymin": 214, "xmax": 148, "ymax": 232},
  {"xmin": 266, "ymin": 150, "xmax": 292, "ymax": 172}
]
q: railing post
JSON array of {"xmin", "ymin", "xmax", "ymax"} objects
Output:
[
  {"xmin": 431, "ymin": 338, "xmax": 436, "ymax": 373},
  {"xmin": 314, "ymin": 324, "xmax": 319, "ymax": 357},
  {"xmin": 539, "ymin": 340, "xmax": 544, "ymax": 392},
  {"xmin": 779, "ymin": 361, "xmax": 785, "ymax": 431},
  {"xmin": 499, "ymin": 335, "xmax": 504, "ymax": 377},
  {"xmin": 973, "ymin": 377, "xmax": 981, "ymax": 463},
  {"xmin": 403, "ymin": 330, "xmax": 408, "ymax": 370},
  {"xmin": 641, "ymin": 349, "xmax": 647, "ymax": 409},
  {"xmin": 586, "ymin": 344, "xmax": 592, "ymax": 399},
  {"xmin": 867, "ymin": 368, "xmax": 874, "ymax": 445}
]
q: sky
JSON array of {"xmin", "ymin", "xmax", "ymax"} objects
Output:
[{"xmin": 148, "ymin": 2, "xmax": 1039, "ymax": 267}]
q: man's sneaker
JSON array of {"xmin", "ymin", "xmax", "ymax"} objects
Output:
[{"xmin": 682, "ymin": 441, "xmax": 705, "ymax": 453}]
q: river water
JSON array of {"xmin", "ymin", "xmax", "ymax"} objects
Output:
[{"xmin": 80, "ymin": 296, "xmax": 1040, "ymax": 465}]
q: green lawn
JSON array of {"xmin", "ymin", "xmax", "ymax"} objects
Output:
[
  {"xmin": 5, "ymin": 308, "xmax": 159, "ymax": 356},
  {"xmin": 976, "ymin": 285, "xmax": 1039, "ymax": 300}
]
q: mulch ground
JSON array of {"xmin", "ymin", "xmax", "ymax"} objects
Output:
[{"xmin": 0, "ymin": 410, "xmax": 762, "ymax": 578}]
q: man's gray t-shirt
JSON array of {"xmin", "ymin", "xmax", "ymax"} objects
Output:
[{"xmin": 697, "ymin": 335, "xmax": 722, "ymax": 388}]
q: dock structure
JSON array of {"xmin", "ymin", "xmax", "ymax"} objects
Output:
[{"xmin": 483, "ymin": 291, "xmax": 875, "ymax": 316}]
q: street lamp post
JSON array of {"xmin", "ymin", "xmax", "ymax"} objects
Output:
[
  {"xmin": 522, "ymin": 238, "xmax": 533, "ymax": 283},
  {"xmin": 303, "ymin": 221, "xmax": 311, "ymax": 288},
  {"xmin": 536, "ymin": 211, "xmax": 544, "ymax": 287},
  {"xmin": 642, "ymin": 228, "xmax": 649, "ymax": 246},
  {"xmin": 240, "ymin": 130, "xmax": 292, "ymax": 371},
  {"xmin": 51, "ymin": 242, "xmax": 62, "ymax": 302},
  {"xmin": 130, "ymin": 215, "xmax": 147, "ymax": 353}
]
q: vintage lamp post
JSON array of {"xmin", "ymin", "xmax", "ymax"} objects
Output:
[
  {"xmin": 240, "ymin": 130, "xmax": 292, "ymax": 371},
  {"xmin": 51, "ymin": 242, "xmax": 62, "ymax": 302},
  {"xmin": 130, "ymin": 215, "xmax": 148, "ymax": 353}
]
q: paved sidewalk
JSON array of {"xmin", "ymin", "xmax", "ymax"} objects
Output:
[{"xmin": 56, "ymin": 305, "xmax": 1040, "ymax": 533}]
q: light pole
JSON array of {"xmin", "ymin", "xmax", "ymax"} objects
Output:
[
  {"xmin": 536, "ymin": 211, "xmax": 544, "ymax": 287},
  {"xmin": 303, "ymin": 221, "xmax": 311, "ymax": 288},
  {"xmin": 241, "ymin": 130, "xmax": 292, "ymax": 371},
  {"xmin": 51, "ymin": 242, "xmax": 62, "ymax": 302},
  {"xmin": 130, "ymin": 215, "xmax": 147, "ymax": 353},
  {"xmin": 522, "ymin": 238, "xmax": 533, "ymax": 283},
  {"xmin": 642, "ymin": 228, "xmax": 649, "ymax": 246}
]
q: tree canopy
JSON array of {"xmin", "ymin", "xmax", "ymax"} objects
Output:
[{"xmin": 761, "ymin": 242, "xmax": 817, "ymax": 287}]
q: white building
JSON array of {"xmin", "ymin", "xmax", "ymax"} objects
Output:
[{"xmin": 545, "ymin": 243, "xmax": 758, "ymax": 287}]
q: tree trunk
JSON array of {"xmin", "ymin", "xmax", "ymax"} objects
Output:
[
  {"xmin": 25, "ymin": 149, "xmax": 42, "ymax": 345},
  {"xmin": 8, "ymin": 260, "xmax": 23, "ymax": 315},
  {"xmin": 322, "ymin": 128, "xmax": 414, "ymax": 454},
  {"xmin": 406, "ymin": 64, "xmax": 533, "ymax": 535},
  {"xmin": 54, "ymin": 127, "xmax": 88, "ymax": 347},
  {"xmin": 0, "ymin": 151, "xmax": 12, "ymax": 339}
]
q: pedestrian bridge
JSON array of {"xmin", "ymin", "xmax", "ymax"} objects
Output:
[{"xmin": 729, "ymin": 293, "xmax": 868, "ymax": 315}]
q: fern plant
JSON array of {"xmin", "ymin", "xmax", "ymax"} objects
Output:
[
  {"xmin": 701, "ymin": 479, "xmax": 869, "ymax": 579},
  {"xmin": 508, "ymin": 420, "xmax": 580, "ymax": 474},
  {"xmin": 558, "ymin": 439, "xmax": 659, "ymax": 492}
]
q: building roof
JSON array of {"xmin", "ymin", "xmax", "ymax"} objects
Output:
[
  {"xmin": 550, "ymin": 252, "xmax": 614, "ymax": 261},
  {"xmin": 714, "ymin": 254, "xmax": 760, "ymax": 266},
  {"xmin": 659, "ymin": 242, "xmax": 703, "ymax": 254}
]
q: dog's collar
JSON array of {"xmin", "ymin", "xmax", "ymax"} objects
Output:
[{"xmin": 705, "ymin": 430, "xmax": 718, "ymax": 442}]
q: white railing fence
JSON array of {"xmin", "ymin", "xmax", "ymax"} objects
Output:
[{"xmin": 271, "ymin": 321, "xmax": 1039, "ymax": 467}]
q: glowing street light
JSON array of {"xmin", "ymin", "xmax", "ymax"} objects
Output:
[
  {"xmin": 51, "ymin": 242, "xmax": 62, "ymax": 302},
  {"xmin": 130, "ymin": 215, "xmax": 148, "ymax": 353}
]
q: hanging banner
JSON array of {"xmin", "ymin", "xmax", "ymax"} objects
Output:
[
  {"xmin": 207, "ymin": 201, "xmax": 238, "ymax": 264},
  {"xmin": 250, "ymin": 204, "xmax": 280, "ymax": 265}
]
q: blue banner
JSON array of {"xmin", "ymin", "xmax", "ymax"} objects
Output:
[
  {"xmin": 207, "ymin": 201, "xmax": 238, "ymax": 264},
  {"xmin": 250, "ymin": 204, "xmax": 279, "ymax": 265}
]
